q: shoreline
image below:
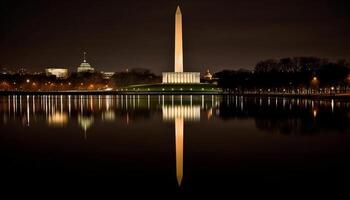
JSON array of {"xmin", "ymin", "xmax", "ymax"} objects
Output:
[
  {"xmin": 0, "ymin": 90, "xmax": 350, "ymax": 99},
  {"xmin": 0, "ymin": 90, "xmax": 221, "ymax": 95}
]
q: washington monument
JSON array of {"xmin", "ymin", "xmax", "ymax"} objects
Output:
[
  {"xmin": 175, "ymin": 6, "xmax": 183, "ymax": 73},
  {"xmin": 162, "ymin": 6, "xmax": 200, "ymax": 84}
]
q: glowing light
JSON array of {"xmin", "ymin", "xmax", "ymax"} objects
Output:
[
  {"xmin": 313, "ymin": 109, "xmax": 317, "ymax": 118},
  {"xmin": 48, "ymin": 112, "xmax": 68, "ymax": 126},
  {"xmin": 175, "ymin": 117, "xmax": 183, "ymax": 186},
  {"xmin": 26, "ymin": 79, "xmax": 30, "ymax": 83}
]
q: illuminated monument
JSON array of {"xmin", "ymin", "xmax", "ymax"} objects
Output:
[
  {"xmin": 77, "ymin": 52, "xmax": 95, "ymax": 73},
  {"xmin": 162, "ymin": 6, "xmax": 200, "ymax": 84}
]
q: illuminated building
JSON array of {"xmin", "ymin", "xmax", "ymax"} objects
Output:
[
  {"xmin": 162, "ymin": 6, "xmax": 200, "ymax": 84},
  {"xmin": 17, "ymin": 68, "xmax": 28, "ymax": 75},
  {"xmin": 77, "ymin": 52, "xmax": 95, "ymax": 73},
  {"xmin": 45, "ymin": 68, "xmax": 69, "ymax": 79},
  {"xmin": 101, "ymin": 71, "xmax": 115, "ymax": 80},
  {"xmin": 203, "ymin": 69, "xmax": 213, "ymax": 80}
]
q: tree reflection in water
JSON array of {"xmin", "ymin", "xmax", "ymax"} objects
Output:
[{"xmin": 219, "ymin": 96, "xmax": 350, "ymax": 135}]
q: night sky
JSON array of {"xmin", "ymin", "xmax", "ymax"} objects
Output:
[{"xmin": 1, "ymin": 0, "xmax": 349, "ymax": 74}]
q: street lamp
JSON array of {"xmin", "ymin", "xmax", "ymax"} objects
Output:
[{"xmin": 311, "ymin": 76, "xmax": 319, "ymax": 94}]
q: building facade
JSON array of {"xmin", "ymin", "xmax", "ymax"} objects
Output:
[
  {"xmin": 101, "ymin": 71, "xmax": 115, "ymax": 80},
  {"xmin": 45, "ymin": 68, "xmax": 69, "ymax": 79},
  {"xmin": 77, "ymin": 52, "xmax": 95, "ymax": 73},
  {"xmin": 162, "ymin": 72, "xmax": 200, "ymax": 84}
]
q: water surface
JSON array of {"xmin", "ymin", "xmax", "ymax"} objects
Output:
[{"xmin": 1, "ymin": 95, "xmax": 350, "ymax": 194}]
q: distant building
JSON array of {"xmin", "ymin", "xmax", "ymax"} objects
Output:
[
  {"xmin": 77, "ymin": 52, "xmax": 95, "ymax": 73},
  {"xmin": 17, "ymin": 68, "xmax": 28, "ymax": 75},
  {"xmin": 45, "ymin": 68, "xmax": 69, "ymax": 79},
  {"xmin": 101, "ymin": 71, "xmax": 115, "ymax": 80},
  {"xmin": 203, "ymin": 69, "xmax": 213, "ymax": 80},
  {"xmin": 0, "ymin": 68, "xmax": 9, "ymax": 75}
]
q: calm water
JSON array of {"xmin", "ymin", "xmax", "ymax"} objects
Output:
[{"xmin": 1, "ymin": 95, "xmax": 350, "ymax": 195}]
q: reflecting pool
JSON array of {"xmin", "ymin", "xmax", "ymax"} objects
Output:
[{"xmin": 1, "ymin": 95, "xmax": 350, "ymax": 194}]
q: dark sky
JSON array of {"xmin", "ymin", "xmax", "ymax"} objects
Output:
[{"xmin": 1, "ymin": 0, "xmax": 350, "ymax": 74}]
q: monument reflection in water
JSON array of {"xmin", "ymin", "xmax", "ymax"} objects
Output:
[
  {"xmin": 0, "ymin": 95, "xmax": 218, "ymax": 186},
  {"xmin": 1, "ymin": 95, "xmax": 350, "ymax": 191}
]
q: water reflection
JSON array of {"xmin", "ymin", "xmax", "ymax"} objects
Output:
[
  {"xmin": 48, "ymin": 112, "xmax": 68, "ymax": 126},
  {"xmin": 1, "ymin": 95, "xmax": 350, "ymax": 135},
  {"xmin": 219, "ymin": 96, "xmax": 350, "ymax": 135},
  {"xmin": 0, "ymin": 95, "xmax": 219, "ymax": 186},
  {"xmin": 0, "ymin": 95, "xmax": 219, "ymax": 128},
  {"xmin": 1, "ymin": 95, "xmax": 350, "ymax": 187}
]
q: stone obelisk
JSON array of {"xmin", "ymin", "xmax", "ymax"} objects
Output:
[{"xmin": 175, "ymin": 6, "xmax": 183, "ymax": 73}]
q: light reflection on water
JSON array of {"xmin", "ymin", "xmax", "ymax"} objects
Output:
[
  {"xmin": 0, "ymin": 95, "xmax": 221, "ymax": 129},
  {"xmin": 1, "ymin": 95, "xmax": 350, "ymax": 190}
]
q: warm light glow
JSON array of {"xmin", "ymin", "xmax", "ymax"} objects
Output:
[
  {"xmin": 45, "ymin": 68, "xmax": 69, "ymax": 79},
  {"xmin": 161, "ymin": 6, "xmax": 200, "ymax": 85},
  {"xmin": 175, "ymin": 6, "xmax": 183, "ymax": 73},
  {"xmin": 48, "ymin": 112, "xmax": 68, "ymax": 126},
  {"xmin": 175, "ymin": 117, "xmax": 184, "ymax": 186},
  {"xmin": 162, "ymin": 105, "xmax": 200, "ymax": 121}
]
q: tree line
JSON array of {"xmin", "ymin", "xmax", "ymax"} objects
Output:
[
  {"xmin": 0, "ymin": 68, "xmax": 160, "ymax": 91},
  {"xmin": 214, "ymin": 57, "xmax": 350, "ymax": 93}
]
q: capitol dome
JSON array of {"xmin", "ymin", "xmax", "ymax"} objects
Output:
[
  {"xmin": 77, "ymin": 52, "xmax": 95, "ymax": 73},
  {"xmin": 203, "ymin": 69, "xmax": 212, "ymax": 80}
]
